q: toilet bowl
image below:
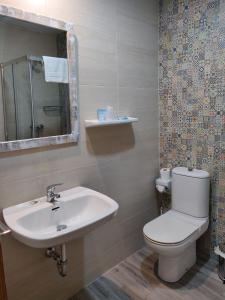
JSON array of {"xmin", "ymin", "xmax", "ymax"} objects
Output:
[
  {"xmin": 143, "ymin": 167, "xmax": 210, "ymax": 282},
  {"xmin": 143, "ymin": 210, "xmax": 208, "ymax": 282}
]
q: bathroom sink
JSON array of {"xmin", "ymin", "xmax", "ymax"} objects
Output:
[{"xmin": 3, "ymin": 187, "xmax": 119, "ymax": 248}]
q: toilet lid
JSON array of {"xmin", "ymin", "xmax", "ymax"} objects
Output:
[{"xmin": 143, "ymin": 210, "xmax": 202, "ymax": 245}]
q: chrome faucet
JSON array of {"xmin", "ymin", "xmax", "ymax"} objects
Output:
[{"xmin": 47, "ymin": 183, "xmax": 63, "ymax": 204}]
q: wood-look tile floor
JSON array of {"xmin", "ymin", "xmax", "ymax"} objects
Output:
[{"xmin": 73, "ymin": 247, "xmax": 225, "ymax": 300}]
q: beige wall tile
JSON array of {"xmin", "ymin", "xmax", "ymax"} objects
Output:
[
  {"xmin": 79, "ymin": 47, "xmax": 117, "ymax": 87},
  {"xmin": 118, "ymin": 45, "xmax": 158, "ymax": 88},
  {"xmin": 117, "ymin": 0, "xmax": 158, "ymax": 26}
]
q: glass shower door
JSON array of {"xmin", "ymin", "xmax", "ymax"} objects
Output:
[
  {"xmin": 13, "ymin": 60, "xmax": 33, "ymax": 140},
  {"xmin": 31, "ymin": 60, "xmax": 63, "ymax": 137},
  {"xmin": 2, "ymin": 64, "xmax": 17, "ymax": 141},
  {"xmin": 1, "ymin": 57, "xmax": 71, "ymax": 141},
  {"xmin": 2, "ymin": 60, "xmax": 32, "ymax": 141}
]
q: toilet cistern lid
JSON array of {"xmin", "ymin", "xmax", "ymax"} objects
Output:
[
  {"xmin": 172, "ymin": 167, "xmax": 209, "ymax": 179},
  {"xmin": 143, "ymin": 210, "xmax": 205, "ymax": 245}
]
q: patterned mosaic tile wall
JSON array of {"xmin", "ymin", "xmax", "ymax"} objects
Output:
[{"xmin": 159, "ymin": 0, "xmax": 225, "ymax": 251}]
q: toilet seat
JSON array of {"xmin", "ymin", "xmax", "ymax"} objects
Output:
[
  {"xmin": 144, "ymin": 233, "xmax": 195, "ymax": 247},
  {"xmin": 143, "ymin": 210, "xmax": 208, "ymax": 246}
]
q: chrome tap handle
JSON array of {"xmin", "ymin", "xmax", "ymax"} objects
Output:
[
  {"xmin": 47, "ymin": 183, "xmax": 63, "ymax": 193},
  {"xmin": 47, "ymin": 183, "xmax": 63, "ymax": 203}
]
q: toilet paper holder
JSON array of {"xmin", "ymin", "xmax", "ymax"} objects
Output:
[
  {"xmin": 155, "ymin": 168, "xmax": 172, "ymax": 194},
  {"xmin": 156, "ymin": 177, "xmax": 171, "ymax": 193}
]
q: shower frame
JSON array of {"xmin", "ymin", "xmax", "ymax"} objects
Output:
[{"xmin": 0, "ymin": 55, "xmax": 44, "ymax": 140}]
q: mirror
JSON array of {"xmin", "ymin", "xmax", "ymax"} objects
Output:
[{"xmin": 0, "ymin": 5, "xmax": 78, "ymax": 152}]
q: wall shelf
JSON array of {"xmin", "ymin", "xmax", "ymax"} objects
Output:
[{"xmin": 84, "ymin": 117, "xmax": 138, "ymax": 128}]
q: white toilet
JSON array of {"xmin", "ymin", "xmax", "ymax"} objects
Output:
[{"xmin": 143, "ymin": 167, "xmax": 210, "ymax": 282}]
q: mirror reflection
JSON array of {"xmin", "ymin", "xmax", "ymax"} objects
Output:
[{"xmin": 0, "ymin": 16, "xmax": 71, "ymax": 141}]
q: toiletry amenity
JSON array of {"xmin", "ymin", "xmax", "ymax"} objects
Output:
[
  {"xmin": 97, "ymin": 108, "xmax": 107, "ymax": 121},
  {"xmin": 42, "ymin": 56, "xmax": 69, "ymax": 83},
  {"xmin": 97, "ymin": 106, "xmax": 116, "ymax": 121},
  {"xmin": 117, "ymin": 116, "xmax": 129, "ymax": 120},
  {"xmin": 105, "ymin": 106, "xmax": 115, "ymax": 120},
  {"xmin": 96, "ymin": 105, "xmax": 136, "ymax": 123}
]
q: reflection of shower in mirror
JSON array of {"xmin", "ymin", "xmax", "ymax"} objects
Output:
[{"xmin": 0, "ymin": 55, "xmax": 71, "ymax": 141}]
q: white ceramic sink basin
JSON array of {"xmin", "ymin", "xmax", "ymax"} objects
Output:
[{"xmin": 3, "ymin": 187, "xmax": 119, "ymax": 248}]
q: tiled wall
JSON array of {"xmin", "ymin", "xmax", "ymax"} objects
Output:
[
  {"xmin": 0, "ymin": 1, "xmax": 159, "ymax": 300},
  {"xmin": 159, "ymin": 0, "xmax": 225, "ymax": 251}
]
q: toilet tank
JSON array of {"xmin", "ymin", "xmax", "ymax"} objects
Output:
[{"xmin": 172, "ymin": 167, "xmax": 210, "ymax": 218}]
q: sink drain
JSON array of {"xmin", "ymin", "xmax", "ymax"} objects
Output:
[{"xmin": 57, "ymin": 224, "xmax": 67, "ymax": 231}]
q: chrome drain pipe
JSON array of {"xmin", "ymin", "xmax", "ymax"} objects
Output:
[{"xmin": 46, "ymin": 243, "xmax": 67, "ymax": 277}]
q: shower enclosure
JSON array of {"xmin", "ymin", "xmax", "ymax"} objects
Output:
[{"xmin": 0, "ymin": 55, "xmax": 70, "ymax": 141}]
